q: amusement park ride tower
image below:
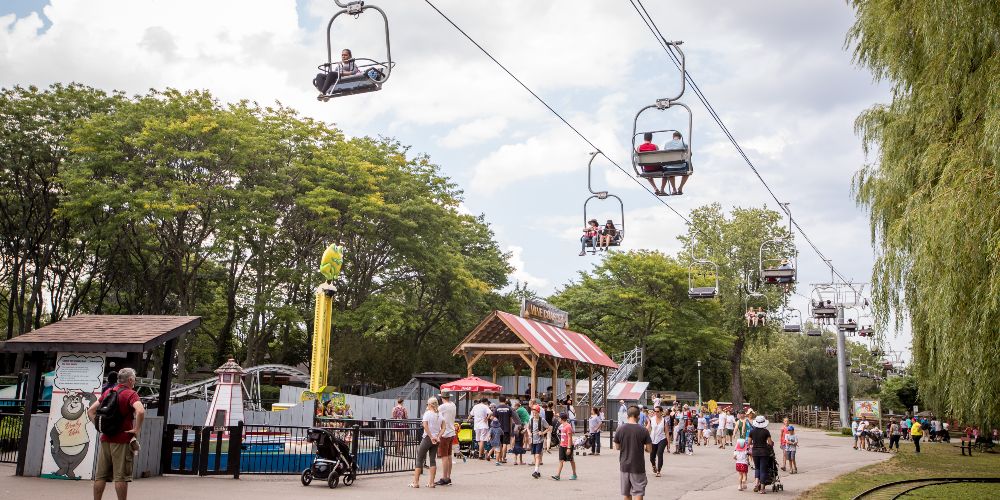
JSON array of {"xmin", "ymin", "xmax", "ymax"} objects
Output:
[{"xmin": 308, "ymin": 244, "xmax": 345, "ymax": 396}]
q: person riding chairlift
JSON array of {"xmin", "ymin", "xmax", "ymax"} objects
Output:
[
  {"xmin": 317, "ymin": 48, "xmax": 361, "ymax": 95},
  {"xmin": 598, "ymin": 220, "xmax": 618, "ymax": 252},
  {"xmin": 579, "ymin": 219, "xmax": 600, "ymax": 256},
  {"xmin": 636, "ymin": 132, "xmax": 670, "ymax": 195},
  {"xmin": 662, "ymin": 132, "xmax": 690, "ymax": 196}
]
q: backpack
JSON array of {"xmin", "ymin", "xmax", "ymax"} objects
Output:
[{"xmin": 94, "ymin": 388, "xmax": 124, "ymax": 436}]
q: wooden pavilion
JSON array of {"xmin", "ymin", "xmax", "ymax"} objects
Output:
[{"xmin": 452, "ymin": 310, "xmax": 618, "ymax": 416}]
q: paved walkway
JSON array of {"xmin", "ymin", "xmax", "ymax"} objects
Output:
[{"xmin": 0, "ymin": 425, "xmax": 889, "ymax": 499}]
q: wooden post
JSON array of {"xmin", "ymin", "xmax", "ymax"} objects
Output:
[
  {"xmin": 529, "ymin": 355, "xmax": 538, "ymax": 400},
  {"xmin": 491, "ymin": 363, "xmax": 498, "ymax": 385},
  {"xmin": 587, "ymin": 365, "xmax": 594, "ymax": 424},
  {"xmin": 515, "ymin": 367, "xmax": 521, "ymax": 397},
  {"xmin": 571, "ymin": 363, "xmax": 578, "ymax": 424},
  {"xmin": 551, "ymin": 358, "xmax": 560, "ymax": 403},
  {"xmin": 16, "ymin": 351, "xmax": 42, "ymax": 476}
]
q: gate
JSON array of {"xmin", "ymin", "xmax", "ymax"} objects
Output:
[
  {"xmin": 0, "ymin": 411, "xmax": 23, "ymax": 464},
  {"xmin": 163, "ymin": 423, "xmax": 242, "ymax": 477}
]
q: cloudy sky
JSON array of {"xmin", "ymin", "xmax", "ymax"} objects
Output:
[{"xmin": 0, "ymin": 0, "xmax": 909, "ymax": 359}]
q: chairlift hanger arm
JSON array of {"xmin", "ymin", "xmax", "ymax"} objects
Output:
[{"xmin": 325, "ymin": 2, "xmax": 393, "ymax": 82}]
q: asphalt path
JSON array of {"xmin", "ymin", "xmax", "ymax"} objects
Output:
[{"xmin": 0, "ymin": 424, "xmax": 890, "ymax": 499}]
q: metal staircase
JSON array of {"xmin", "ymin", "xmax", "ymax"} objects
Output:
[{"xmin": 576, "ymin": 346, "xmax": 643, "ymax": 408}]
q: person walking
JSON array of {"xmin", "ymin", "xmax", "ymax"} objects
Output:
[
  {"xmin": 747, "ymin": 415, "xmax": 774, "ymax": 494},
  {"xmin": 646, "ymin": 406, "xmax": 668, "ymax": 477},
  {"xmin": 470, "ymin": 397, "xmax": 491, "ymax": 459},
  {"xmin": 410, "ymin": 397, "xmax": 443, "ymax": 488},
  {"xmin": 779, "ymin": 417, "xmax": 790, "ymax": 471},
  {"xmin": 88, "ymin": 367, "xmax": 144, "ymax": 500},
  {"xmin": 785, "ymin": 426, "xmax": 798, "ymax": 474},
  {"xmin": 888, "ymin": 418, "xmax": 901, "ymax": 452},
  {"xmin": 551, "ymin": 412, "xmax": 578, "ymax": 480},
  {"xmin": 615, "ymin": 406, "xmax": 653, "ymax": 500},
  {"xmin": 910, "ymin": 417, "xmax": 923, "ymax": 453},
  {"xmin": 527, "ymin": 406, "xmax": 551, "ymax": 478},
  {"xmin": 435, "ymin": 393, "xmax": 456, "ymax": 486},
  {"xmin": 494, "ymin": 396, "xmax": 515, "ymax": 464},
  {"xmin": 588, "ymin": 408, "xmax": 603, "ymax": 456},
  {"xmin": 734, "ymin": 438, "xmax": 750, "ymax": 491}
]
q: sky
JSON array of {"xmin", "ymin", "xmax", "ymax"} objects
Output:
[{"xmin": 0, "ymin": 0, "xmax": 910, "ymax": 360}]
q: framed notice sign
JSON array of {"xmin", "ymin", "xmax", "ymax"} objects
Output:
[{"xmin": 41, "ymin": 352, "xmax": 106, "ymax": 480}]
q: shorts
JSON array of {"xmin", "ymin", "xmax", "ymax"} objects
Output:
[
  {"xmin": 620, "ymin": 472, "xmax": 648, "ymax": 496},
  {"xmin": 559, "ymin": 446, "xmax": 574, "ymax": 462},
  {"xmin": 95, "ymin": 441, "xmax": 133, "ymax": 482},
  {"xmin": 704, "ymin": 429, "xmax": 712, "ymax": 438},
  {"xmin": 736, "ymin": 463, "xmax": 748, "ymax": 473},
  {"xmin": 475, "ymin": 427, "xmax": 489, "ymax": 442},
  {"xmin": 501, "ymin": 432, "xmax": 511, "ymax": 444},
  {"xmin": 727, "ymin": 429, "xmax": 734, "ymax": 436},
  {"xmin": 512, "ymin": 445, "xmax": 525, "ymax": 455},
  {"xmin": 437, "ymin": 437, "xmax": 454, "ymax": 457},
  {"xmin": 531, "ymin": 442, "xmax": 543, "ymax": 455},
  {"xmin": 787, "ymin": 450, "xmax": 796, "ymax": 461}
]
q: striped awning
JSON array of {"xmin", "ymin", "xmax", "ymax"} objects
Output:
[
  {"xmin": 495, "ymin": 311, "xmax": 618, "ymax": 369},
  {"xmin": 607, "ymin": 381, "xmax": 650, "ymax": 401}
]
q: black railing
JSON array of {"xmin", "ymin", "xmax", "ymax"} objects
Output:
[
  {"xmin": 163, "ymin": 424, "xmax": 242, "ymax": 477},
  {"xmin": 240, "ymin": 421, "xmax": 423, "ymax": 476},
  {"xmin": 0, "ymin": 412, "xmax": 23, "ymax": 464}
]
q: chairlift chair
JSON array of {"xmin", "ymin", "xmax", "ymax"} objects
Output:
[
  {"xmin": 809, "ymin": 285, "xmax": 838, "ymax": 319},
  {"xmin": 782, "ymin": 308, "xmax": 803, "ymax": 333},
  {"xmin": 631, "ymin": 41, "xmax": 693, "ymax": 195},
  {"xmin": 688, "ymin": 259, "xmax": 719, "ymax": 299},
  {"xmin": 760, "ymin": 239, "xmax": 796, "ymax": 285},
  {"xmin": 581, "ymin": 152, "xmax": 625, "ymax": 253},
  {"xmin": 315, "ymin": 1, "xmax": 394, "ymax": 101}
]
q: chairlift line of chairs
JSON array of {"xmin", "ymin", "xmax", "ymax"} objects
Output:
[
  {"xmin": 314, "ymin": 1, "xmax": 395, "ymax": 101},
  {"xmin": 782, "ymin": 307, "xmax": 803, "ymax": 333}
]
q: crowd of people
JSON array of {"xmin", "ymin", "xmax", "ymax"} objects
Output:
[{"xmin": 853, "ymin": 413, "xmax": 997, "ymax": 455}]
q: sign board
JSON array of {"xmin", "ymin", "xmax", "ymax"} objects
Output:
[
  {"xmin": 520, "ymin": 298, "xmax": 569, "ymax": 328},
  {"xmin": 853, "ymin": 400, "xmax": 881, "ymax": 419},
  {"xmin": 41, "ymin": 352, "xmax": 106, "ymax": 480}
]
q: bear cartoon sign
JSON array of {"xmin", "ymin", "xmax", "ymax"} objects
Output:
[{"xmin": 41, "ymin": 353, "xmax": 105, "ymax": 480}]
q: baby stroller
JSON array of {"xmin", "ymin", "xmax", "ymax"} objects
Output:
[
  {"xmin": 457, "ymin": 422, "xmax": 475, "ymax": 459},
  {"xmin": 301, "ymin": 427, "xmax": 357, "ymax": 489},
  {"xmin": 759, "ymin": 447, "xmax": 783, "ymax": 492},
  {"xmin": 574, "ymin": 433, "xmax": 593, "ymax": 455},
  {"xmin": 865, "ymin": 429, "xmax": 888, "ymax": 452}
]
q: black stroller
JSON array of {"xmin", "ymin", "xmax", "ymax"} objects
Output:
[
  {"xmin": 865, "ymin": 429, "xmax": 888, "ymax": 452},
  {"xmin": 759, "ymin": 447, "xmax": 784, "ymax": 492},
  {"xmin": 301, "ymin": 427, "xmax": 357, "ymax": 489}
]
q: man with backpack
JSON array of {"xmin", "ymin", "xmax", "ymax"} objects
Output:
[{"xmin": 87, "ymin": 367, "xmax": 144, "ymax": 500}]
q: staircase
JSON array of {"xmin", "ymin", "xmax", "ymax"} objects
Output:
[{"xmin": 576, "ymin": 346, "xmax": 643, "ymax": 408}]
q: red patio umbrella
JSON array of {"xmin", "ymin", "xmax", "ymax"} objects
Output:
[
  {"xmin": 441, "ymin": 375, "xmax": 502, "ymax": 393},
  {"xmin": 441, "ymin": 376, "xmax": 503, "ymax": 417}
]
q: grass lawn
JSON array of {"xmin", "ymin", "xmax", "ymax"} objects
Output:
[{"xmin": 802, "ymin": 439, "xmax": 1000, "ymax": 499}]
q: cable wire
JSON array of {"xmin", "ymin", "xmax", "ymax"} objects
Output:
[
  {"xmin": 422, "ymin": 0, "xmax": 694, "ymax": 226},
  {"xmin": 628, "ymin": 0, "xmax": 857, "ymax": 289}
]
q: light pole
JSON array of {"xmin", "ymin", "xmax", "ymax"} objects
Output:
[{"xmin": 697, "ymin": 360, "xmax": 702, "ymax": 409}]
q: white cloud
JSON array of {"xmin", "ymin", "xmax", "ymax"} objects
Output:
[
  {"xmin": 438, "ymin": 116, "xmax": 507, "ymax": 148},
  {"xmin": 507, "ymin": 245, "xmax": 548, "ymax": 289}
]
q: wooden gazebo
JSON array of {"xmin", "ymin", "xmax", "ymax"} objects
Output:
[
  {"xmin": 0, "ymin": 314, "xmax": 200, "ymax": 476},
  {"xmin": 452, "ymin": 310, "xmax": 617, "ymax": 415}
]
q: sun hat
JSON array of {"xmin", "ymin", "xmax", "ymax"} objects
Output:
[
  {"xmin": 787, "ymin": 425, "xmax": 794, "ymax": 431},
  {"xmin": 752, "ymin": 415, "xmax": 769, "ymax": 428},
  {"xmin": 735, "ymin": 438, "xmax": 746, "ymax": 450}
]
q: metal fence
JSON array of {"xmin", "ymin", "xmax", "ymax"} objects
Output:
[
  {"xmin": 0, "ymin": 411, "xmax": 22, "ymax": 464},
  {"xmin": 240, "ymin": 420, "xmax": 423, "ymax": 476}
]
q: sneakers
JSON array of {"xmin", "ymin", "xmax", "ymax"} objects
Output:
[
  {"xmin": 570, "ymin": 474, "xmax": 577, "ymax": 480},
  {"xmin": 551, "ymin": 475, "xmax": 560, "ymax": 480},
  {"xmin": 434, "ymin": 479, "xmax": 450, "ymax": 486},
  {"xmin": 532, "ymin": 471, "xmax": 541, "ymax": 479}
]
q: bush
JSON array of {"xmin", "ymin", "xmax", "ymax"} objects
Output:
[{"xmin": 840, "ymin": 427, "xmax": 852, "ymax": 436}]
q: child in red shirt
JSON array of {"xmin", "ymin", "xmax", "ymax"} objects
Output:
[{"xmin": 551, "ymin": 412, "xmax": 577, "ymax": 480}]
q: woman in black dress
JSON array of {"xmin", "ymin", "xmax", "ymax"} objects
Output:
[{"xmin": 747, "ymin": 415, "xmax": 775, "ymax": 494}]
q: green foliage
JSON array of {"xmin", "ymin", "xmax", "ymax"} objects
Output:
[
  {"xmin": 680, "ymin": 204, "xmax": 794, "ymax": 408},
  {"xmin": 878, "ymin": 373, "xmax": 919, "ymax": 415},
  {"xmin": 848, "ymin": 1, "xmax": 1000, "ymax": 425},
  {"xmin": 549, "ymin": 250, "xmax": 728, "ymax": 393},
  {"xmin": 1, "ymin": 85, "xmax": 512, "ymax": 385}
]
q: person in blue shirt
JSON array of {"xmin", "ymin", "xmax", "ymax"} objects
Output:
[{"xmin": 661, "ymin": 131, "xmax": 691, "ymax": 196}]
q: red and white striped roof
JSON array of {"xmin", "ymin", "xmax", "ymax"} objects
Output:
[
  {"xmin": 607, "ymin": 381, "xmax": 650, "ymax": 401},
  {"xmin": 496, "ymin": 311, "xmax": 618, "ymax": 369}
]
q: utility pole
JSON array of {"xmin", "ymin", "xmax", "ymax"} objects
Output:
[
  {"xmin": 697, "ymin": 360, "xmax": 702, "ymax": 408},
  {"xmin": 836, "ymin": 307, "xmax": 850, "ymax": 429}
]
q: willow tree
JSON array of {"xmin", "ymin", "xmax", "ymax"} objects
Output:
[{"xmin": 849, "ymin": 0, "xmax": 1000, "ymax": 424}]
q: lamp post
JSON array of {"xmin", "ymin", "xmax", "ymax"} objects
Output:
[{"xmin": 697, "ymin": 360, "xmax": 702, "ymax": 409}]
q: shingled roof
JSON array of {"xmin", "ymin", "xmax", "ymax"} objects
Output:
[{"xmin": 0, "ymin": 315, "xmax": 201, "ymax": 353}]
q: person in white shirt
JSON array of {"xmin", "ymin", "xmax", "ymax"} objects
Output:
[
  {"xmin": 470, "ymin": 397, "xmax": 492, "ymax": 459},
  {"xmin": 411, "ymin": 397, "xmax": 444, "ymax": 489},
  {"xmin": 436, "ymin": 393, "xmax": 457, "ymax": 486},
  {"xmin": 726, "ymin": 410, "xmax": 737, "ymax": 446},
  {"xmin": 717, "ymin": 412, "xmax": 728, "ymax": 449},
  {"xmin": 616, "ymin": 401, "xmax": 628, "ymax": 450}
]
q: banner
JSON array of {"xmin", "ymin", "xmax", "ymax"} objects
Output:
[
  {"xmin": 42, "ymin": 353, "xmax": 106, "ymax": 480},
  {"xmin": 520, "ymin": 297, "xmax": 569, "ymax": 328},
  {"xmin": 852, "ymin": 400, "xmax": 881, "ymax": 418}
]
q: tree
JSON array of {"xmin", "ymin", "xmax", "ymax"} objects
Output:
[
  {"xmin": 680, "ymin": 204, "xmax": 793, "ymax": 410},
  {"xmin": 549, "ymin": 250, "xmax": 725, "ymax": 390},
  {"xmin": 849, "ymin": 1, "xmax": 1000, "ymax": 425}
]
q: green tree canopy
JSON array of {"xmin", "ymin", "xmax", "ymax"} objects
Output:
[{"xmin": 849, "ymin": 0, "xmax": 1000, "ymax": 424}]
